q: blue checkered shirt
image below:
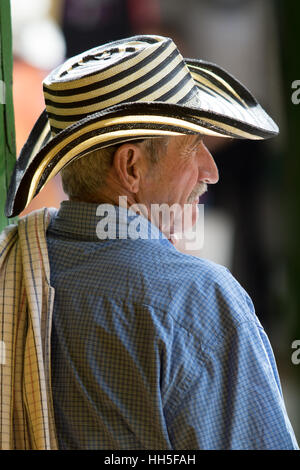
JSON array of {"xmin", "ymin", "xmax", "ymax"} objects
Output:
[{"xmin": 46, "ymin": 201, "xmax": 298, "ymax": 450}]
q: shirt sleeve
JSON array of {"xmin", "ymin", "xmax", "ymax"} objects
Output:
[{"xmin": 166, "ymin": 318, "xmax": 299, "ymax": 450}]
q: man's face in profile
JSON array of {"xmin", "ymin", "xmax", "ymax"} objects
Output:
[{"xmin": 140, "ymin": 135, "xmax": 219, "ymax": 238}]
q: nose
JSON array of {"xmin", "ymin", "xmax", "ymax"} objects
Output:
[{"xmin": 197, "ymin": 141, "xmax": 219, "ymax": 184}]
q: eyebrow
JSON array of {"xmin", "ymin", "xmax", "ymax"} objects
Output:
[
  {"xmin": 184, "ymin": 134, "xmax": 203, "ymax": 151},
  {"xmin": 193, "ymin": 134, "xmax": 203, "ymax": 145},
  {"xmin": 180, "ymin": 134, "xmax": 203, "ymax": 148},
  {"xmin": 179, "ymin": 134, "xmax": 203, "ymax": 159}
]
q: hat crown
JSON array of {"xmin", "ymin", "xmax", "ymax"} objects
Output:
[
  {"xmin": 43, "ymin": 35, "xmax": 199, "ymax": 136},
  {"xmin": 52, "ymin": 38, "xmax": 156, "ymax": 83}
]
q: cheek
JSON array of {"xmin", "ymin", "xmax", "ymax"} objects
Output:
[
  {"xmin": 181, "ymin": 160, "xmax": 199, "ymax": 186},
  {"xmin": 160, "ymin": 160, "xmax": 199, "ymax": 203},
  {"xmin": 179, "ymin": 172, "xmax": 199, "ymax": 200}
]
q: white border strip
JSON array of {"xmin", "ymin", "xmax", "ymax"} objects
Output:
[{"xmin": 0, "ymin": 80, "xmax": 5, "ymax": 104}]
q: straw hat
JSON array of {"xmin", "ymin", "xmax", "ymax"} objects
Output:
[{"xmin": 5, "ymin": 34, "xmax": 278, "ymax": 217}]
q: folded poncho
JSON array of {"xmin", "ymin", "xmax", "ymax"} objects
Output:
[{"xmin": 0, "ymin": 208, "xmax": 58, "ymax": 449}]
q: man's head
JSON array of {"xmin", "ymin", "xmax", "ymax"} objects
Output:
[
  {"xmin": 5, "ymin": 34, "xmax": 278, "ymax": 219},
  {"xmin": 61, "ymin": 134, "xmax": 218, "ymax": 237}
]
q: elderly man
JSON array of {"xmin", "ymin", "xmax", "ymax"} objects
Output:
[{"xmin": 1, "ymin": 35, "xmax": 298, "ymax": 450}]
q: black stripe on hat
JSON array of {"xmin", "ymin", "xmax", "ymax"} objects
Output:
[
  {"xmin": 44, "ymin": 48, "xmax": 181, "ymax": 110},
  {"xmin": 177, "ymin": 87, "xmax": 200, "ymax": 105},
  {"xmin": 186, "ymin": 59, "xmax": 258, "ymax": 107},
  {"xmin": 46, "ymin": 67, "xmax": 193, "ymax": 123},
  {"xmin": 13, "ymin": 109, "xmax": 49, "ymax": 170},
  {"xmin": 43, "ymin": 40, "xmax": 174, "ymax": 97},
  {"xmin": 195, "ymin": 81, "xmax": 247, "ymax": 124},
  {"xmin": 157, "ymin": 71, "xmax": 196, "ymax": 102},
  {"xmin": 195, "ymin": 81, "xmax": 233, "ymax": 104},
  {"xmin": 190, "ymin": 68, "xmax": 247, "ymax": 108},
  {"xmin": 47, "ymin": 101, "xmax": 269, "ymax": 143}
]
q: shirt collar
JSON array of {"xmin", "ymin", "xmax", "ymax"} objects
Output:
[{"xmin": 49, "ymin": 200, "xmax": 170, "ymax": 245}]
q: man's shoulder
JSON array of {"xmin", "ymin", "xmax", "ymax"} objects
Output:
[
  {"xmin": 135, "ymin": 242, "xmax": 262, "ymax": 342},
  {"xmin": 137, "ymin": 239, "xmax": 244, "ymax": 299}
]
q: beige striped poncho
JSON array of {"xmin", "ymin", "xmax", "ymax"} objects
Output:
[{"xmin": 0, "ymin": 208, "xmax": 58, "ymax": 449}]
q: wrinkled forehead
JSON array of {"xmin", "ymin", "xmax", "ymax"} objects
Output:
[{"xmin": 169, "ymin": 134, "xmax": 204, "ymax": 151}]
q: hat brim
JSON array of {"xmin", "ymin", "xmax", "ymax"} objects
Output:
[{"xmin": 5, "ymin": 58, "xmax": 278, "ymax": 218}]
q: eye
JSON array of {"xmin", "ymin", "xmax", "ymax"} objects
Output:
[
  {"xmin": 189, "ymin": 144, "xmax": 201, "ymax": 155},
  {"xmin": 181, "ymin": 141, "xmax": 201, "ymax": 161}
]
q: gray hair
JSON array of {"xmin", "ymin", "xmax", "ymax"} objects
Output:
[{"xmin": 60, "ymin": 137, "xmax": 169, "ymax": 200}]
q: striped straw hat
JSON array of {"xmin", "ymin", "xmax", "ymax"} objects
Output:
[{"xmin": 6, "ymin": 34, "xmax": 278, "ymax": 217}]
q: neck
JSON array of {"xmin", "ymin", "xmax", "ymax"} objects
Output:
[{"xmin": 71, "ymin": 187, "xmax": 151, "ymax": 218}]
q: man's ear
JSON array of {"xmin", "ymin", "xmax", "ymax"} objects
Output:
[{"xmin": 112, "ymin": 143, "xmax": 144, "ymax": 193}]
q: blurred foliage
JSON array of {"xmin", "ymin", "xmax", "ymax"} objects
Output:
[{"xmin": 0, "ymin": 0, "xmax": 17, "ymax": 232}]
